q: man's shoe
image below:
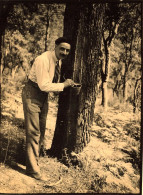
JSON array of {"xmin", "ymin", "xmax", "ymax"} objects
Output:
[{"xmin": 26, "ymin": 172, "xmax": 47, "ymax": 181}]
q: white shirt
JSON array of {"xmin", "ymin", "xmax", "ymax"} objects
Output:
[{"xmin": 29, "ymin": 51, "xmax": 64, "ymax": 92}]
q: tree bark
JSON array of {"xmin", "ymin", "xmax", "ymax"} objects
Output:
[
  {"xmin": 50, "ymin": 3, "xmax": 105, "ymax": 162},
  {"xmin": 44, "ymin": 17, "xmax": 49, "ymax": 51},
  {"xmin": 0, "ymin": 3, "xmax": 14, "ymax": 77},
  {"xmin": 123, "ymin": 29, "xmax": 134, "ymax": 101},
  {"xmin": 123, "ymin": 66, "xmax": 127, "ymax": 99},
  {"xmin": 101, "ymin": 5, "xmax": 122, "ymax": 108},
  {"xmin": 133, "ymin": 78, "xmax": 141, "ymax": 113}
]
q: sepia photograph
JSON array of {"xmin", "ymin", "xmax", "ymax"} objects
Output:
[{"xmin": 0, "ymin": 0, "xmax": 142, "ymax": 194}]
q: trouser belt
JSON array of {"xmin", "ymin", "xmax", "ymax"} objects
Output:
[{"xmin": 27, "ymin": 79, "xmax": 39, "ymax": 88}]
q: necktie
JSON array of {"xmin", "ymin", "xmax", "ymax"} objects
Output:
[{"xmin": 53, "ymin": 61, "xmax": 60, "ymax": 83}]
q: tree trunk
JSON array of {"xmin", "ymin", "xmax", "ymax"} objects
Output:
[
  {"xmin": 133, "ymin": 78, "xmax": 141, "ymax": 113},
  {"xmin": 45, "ymin": 16, "xmax": 49, "ymax": 51},
  {"xmin": 0, "ymin": 4, "xmax": 14, "ymax": 79},
  {"xmin": 123, "ymin": 29, "xmax": 134, "ymax": 101},
  {"xmin": 1, "ymin": 34, "xmax": 5, "ymax": 76},
  {"xmin": 50, "ymin": 3, "xmax": 105, "ymax": 162},
  {"xmin": 101, "ymin": 7, "xmax": 121, "ymax": 109},
  {"xmin": 101, "ymin": 43, "xmax": 110, "ymax": 108},
  {"xmin": 101, "ymin": 81, "xmax": 108, "ymax": 107},
  {"xmin": 123, "ymin": 65, "xmax": 128, "ymax": 101}
]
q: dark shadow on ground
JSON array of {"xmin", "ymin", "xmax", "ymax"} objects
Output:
[
  {"xmin": 0, "ymin": 131, "xmax": 26, "ymax": 166},
  {"xmin": 1, "ymin": 114, "xmax": 26, "ymax": 167}
]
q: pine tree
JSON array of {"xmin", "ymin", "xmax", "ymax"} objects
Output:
[{"xmin": 50, "ymin": 3, "xmax": 105, "ymax": 164}]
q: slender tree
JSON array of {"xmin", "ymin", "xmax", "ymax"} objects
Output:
[
  {"xmin": 110, "ymin": 3, "xmax": 141, "ymax": 104},
  {"xmin": 119, "ymin": 4, "xmax": 141, "ymax": 101},
  {"xmin": 100, "ymin": 3, "xmax": 123, "ymax": 108},
  {"xmin": 100, "ymin": 3, "xmax": 140, "ymax": 107},
  {"xmin": 133, "ymin": 77, "xmax": 141, "ymax": 113},
  {"xmin": 0, "ymin": 3, "xmax": 13, "ymax": 75}
]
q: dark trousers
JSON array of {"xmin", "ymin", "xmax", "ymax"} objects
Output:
[{"xmin": 22, "ymin": 80, "xmax": 48, "ymax": 174}]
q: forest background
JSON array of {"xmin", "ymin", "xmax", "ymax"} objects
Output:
[{"xmin": 0, "ymin": 1, "xmax": 142, "ymax": 194}]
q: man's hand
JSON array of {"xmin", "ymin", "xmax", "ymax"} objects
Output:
[{"xmin": 63, "ymin": 79, "xmax": 74, "ymax": 88}]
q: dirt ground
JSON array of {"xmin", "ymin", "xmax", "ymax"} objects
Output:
[{"xmin": 0, "ymin": 90, "xmax": 141, "ymax": 194}]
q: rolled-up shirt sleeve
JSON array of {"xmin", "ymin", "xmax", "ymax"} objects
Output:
[{"xmin": 35, "ymin": 57, "xmax": 64, "ymax": 92}]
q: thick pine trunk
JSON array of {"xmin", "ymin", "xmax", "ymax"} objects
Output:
[{"xmin": 50, "ymin": 3, "xmax": 105, "ymax": 161}]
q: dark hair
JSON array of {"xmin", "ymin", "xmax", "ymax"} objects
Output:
[{"xmin": 55, "ymin": 37, "xmax": 71, "ymax": 45}]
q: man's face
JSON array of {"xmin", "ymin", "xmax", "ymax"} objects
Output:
[{"xmin": 55, "ymin": 42, "xmax": 71, "ymax": 60}]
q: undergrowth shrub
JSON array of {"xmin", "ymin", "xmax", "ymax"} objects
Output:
[{"xmin": 90, "ymin": 173, "xmax": 107, "ymax": 192}]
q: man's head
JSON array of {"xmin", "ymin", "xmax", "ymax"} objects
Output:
[{"xmin": 55, "ymin": 37, "xmax": 71, "ymax": 60}]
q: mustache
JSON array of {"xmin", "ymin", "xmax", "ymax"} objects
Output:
[{"xmin": 60, "ymin": 54, "xmax": 67, "ymax": 57}]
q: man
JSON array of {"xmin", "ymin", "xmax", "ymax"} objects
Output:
[{"xmin": 22, "ymin": 37, "xmax": 74, "ymax": 181}]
